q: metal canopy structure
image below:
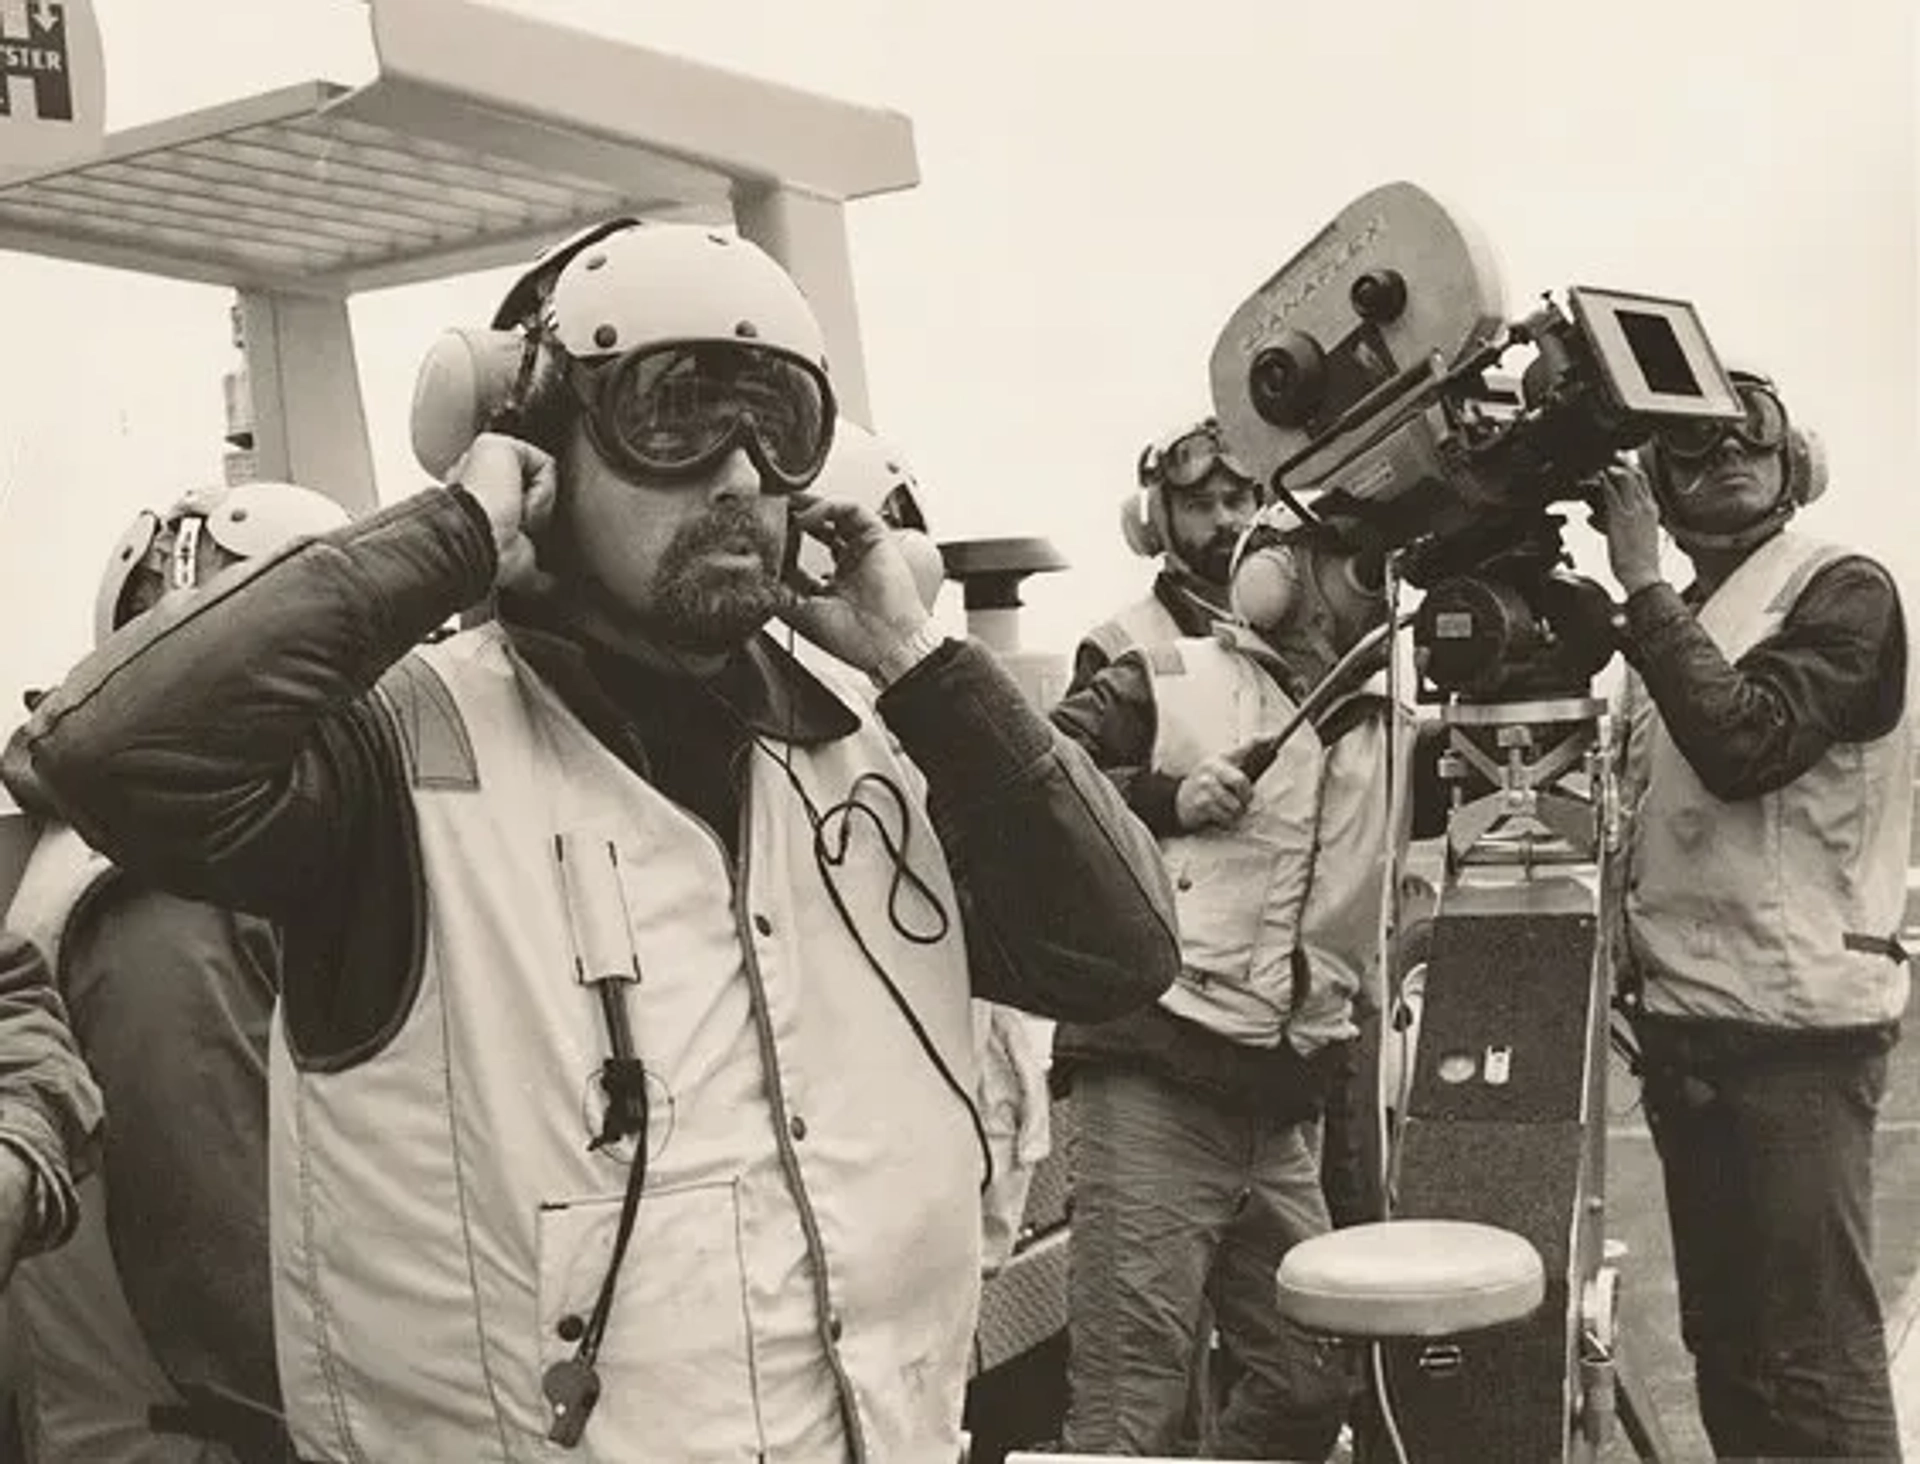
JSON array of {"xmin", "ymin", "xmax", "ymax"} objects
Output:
[
  {"xmin": 0, "ymin": 79, "xmax": 683, "ymax": 296},
  {"xmin": 0, "ymin": 0, "xmax": 919, "ymax": 510}
]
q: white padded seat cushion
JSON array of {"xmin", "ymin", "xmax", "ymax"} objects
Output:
[{"xmin": 1276, "ymin": 1220, "xmax": 1545, "ymax": 1338}]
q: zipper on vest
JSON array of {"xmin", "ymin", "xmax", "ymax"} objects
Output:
[{"xmin": 728, "ymin": 775, "xmax": 872, "ymax": 1462}]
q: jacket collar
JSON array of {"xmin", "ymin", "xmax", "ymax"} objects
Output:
[
  {"xmin": 1152, "ymin": 569, "xmax": 1233, "ymax": 638},
  {"xmin": 498, "ymin": 607, "xmax": 861, "ymax": 749}
]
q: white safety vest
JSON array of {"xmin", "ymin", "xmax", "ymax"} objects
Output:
[
  {"xmin": 273, "ymin": 623, "xmax": 982, "ymax": 1463},
  {"xmin": 1143, "ymin": 634, "xmax": 1394, "ymax": 1052},
  {"xmin": 1079, "ymin": 592, "xmax": 1191, "ymax": 667},
  {"xmin": 1622, "ymin": 531, "xmax": 1917, "ymax": 1026},
  {"xmin": 5, "ymin": 825, "xmax": 226, "ymax": 1464}
]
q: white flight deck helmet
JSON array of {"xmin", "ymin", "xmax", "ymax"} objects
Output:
[
  {"xmin": 411, "ymin": 219, "xmax": 837, "ymax": 485},
  {"xmin": 93, "ymin": 480, "xmax": 350, "ymax": 646},
  {"xmin": 800, "ymin": 421, "xmax": 946, "ymax": 610}
]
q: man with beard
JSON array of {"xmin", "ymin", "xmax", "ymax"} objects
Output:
[
  {"xmin": 2, "ymin": 219, "xmax": 1180, "ymax": 1462},
  {"xmin": 1595, "ymin": 365, "xmax": 1913, "ymax": 1460},
  {"xmin": 1070, "ymin": 416, "xmax": 1263, "ymax": 697},
  {"xmin": 1049, "ymin": 505, "xmax": 1394, "ymax": 1458}
]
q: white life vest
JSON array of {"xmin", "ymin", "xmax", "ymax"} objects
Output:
[
  {"xmin": 272, "ymin": 623, "xmax": 982, "ymax": 1462},
  {"xmin": 5, "ymin": 825, "xmax": 226, "ymax": 1464},
  {"xmin": 1079, "ymin": 592, "xmax": 1191, "ymax": 667},
  {"xmin": 1142, "ymin": 634, "xmax": 1394, "ymax": 1052},
  {"xmin": 1622, "ymin": 531, "xmax": 1917, "ymax": 1026}
]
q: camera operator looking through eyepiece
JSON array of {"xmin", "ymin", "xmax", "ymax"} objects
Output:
[{"xmin": 1594, "ymin": 365, "xmax": 1914, "ymax": 1461}]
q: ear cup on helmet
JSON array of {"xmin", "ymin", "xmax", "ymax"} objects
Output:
[
  {"xmin": 1788, "ymin": 426, "xmax": 1826, "ymax": 506},
  {"xmin": 410, "ymin": 328, "xmax": 550, "ymax": 480},
  {"xmin": 1120, "ymin": 487, "xmax": 1165, "ymax": 558}
]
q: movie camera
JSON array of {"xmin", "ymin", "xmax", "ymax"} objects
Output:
[
  {"xmin": 1198, "ymin": 185, "xmax": 1702, "ymax": 1462},
  {"xmin": 1210, "ymin": 181, "xmax": 1744, "ymax": 701}
]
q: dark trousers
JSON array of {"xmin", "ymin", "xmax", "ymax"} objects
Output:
[
  {"xmin": 1637, "ymin": 1018, "xmax": 1901, "ymax": 1461},
  {"xmin": 1062, "ymin": 1065, "xmax": 1352, "ymax": 1458}
]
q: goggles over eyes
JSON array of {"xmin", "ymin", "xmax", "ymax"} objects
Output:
[
  {"xmin": 571, "ymin": 340, "xmax": 836, "ymax": 492},
  {"xmin": 1653, "ymin": 382, "xmax": 1789, "ymax": 464},
  {"xmin": 1139, "ymin": 421, "xmax": 1257, "ymax": 494}
]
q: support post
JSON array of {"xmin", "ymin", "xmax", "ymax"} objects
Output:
[
  {"xmin": 236, "ymin": 290, "xmax": 379, "ymax": 516},
  {"xmin": 733, "ymin": 185, "xmax": 873, "ymax": 427}
]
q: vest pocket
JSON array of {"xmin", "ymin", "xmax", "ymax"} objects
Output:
[{"xmin": 537, "ymin": 1178, "xmax": 762, "ymax": 1456}]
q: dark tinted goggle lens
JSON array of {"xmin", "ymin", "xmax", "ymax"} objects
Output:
[
  {"xmin": 1656, "ymin": 384, "xmax": 1788, "ymax": 463},
  {"xmin": 588, "ymin": 342, "xmax": 833, "ymax": 489}
]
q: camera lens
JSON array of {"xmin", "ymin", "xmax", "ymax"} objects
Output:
[{"xmin": 1248, "ymin": 332, "xmax": 1327, "ymax": 429}]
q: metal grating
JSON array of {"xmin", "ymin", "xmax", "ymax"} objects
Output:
[
  {"xmin": 0, "ymin": 81, "xmax": 732, "ymax": 294},
  {"xmin": 973, "ymin": 1229, "xmax": 1071, "ymax": 1377}
]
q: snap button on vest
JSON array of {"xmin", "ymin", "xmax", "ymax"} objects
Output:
[
  {"xmin": 789, "ymin": 1114, "xmax": 808, "ymax": 1141},
  {"xmin": 753, "ymin": 913, "xmax": 773, "ymax": 935},
  {"xmin": 556, "ymin": 1313, "xmax": 585, "ymax": 1342}
]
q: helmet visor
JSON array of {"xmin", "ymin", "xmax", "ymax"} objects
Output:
[
  {"xmin": 580, "ymin": 341, "xmax": 834, "ymax": 491},
  {"xmin": 1653, "ymin": 382, "xmax": 1788, "ymax": 463}
]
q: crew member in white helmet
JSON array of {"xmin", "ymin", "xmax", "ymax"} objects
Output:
[
  {"xmin": 1069, "ymin": 416, "xmax": 1264, "ymax": 699},
  {"xmin": 4, "ymin": 218, "xmax": 1178, "ymax": 1462},
  {"xmin": 1597, "ymin": 364, "xmax": 1913, "ymax": 1460},
  {"xmin": 4, "ymin": 480, "xmax": 350, "ymax": 1462}
]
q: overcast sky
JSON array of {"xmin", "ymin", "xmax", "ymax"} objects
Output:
[{"xmin": 0, "ymin": 0, "xmax": 1913, "ymax": 710}]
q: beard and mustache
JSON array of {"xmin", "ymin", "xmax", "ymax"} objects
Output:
[
  {"xmin": 1175, "ymin": 525, "xmax": 1242, "ymax": 588},
  {"xmin": 563, "ymin": 500, "xmax": 794, "ymax": 656},
  {"xmin": 645, "ymin": 502, "xmax": 794, "ymax": 652}
]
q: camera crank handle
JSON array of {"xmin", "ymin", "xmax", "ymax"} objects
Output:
[{"xmin": 1227, "ymin": 709, "xmax": 1308, "ymax": 786}]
